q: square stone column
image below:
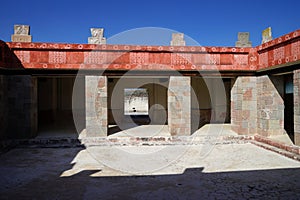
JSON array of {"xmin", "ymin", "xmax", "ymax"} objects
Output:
[
  {"xmin": 294, "ymin": 70, "xmax": 300, "ymax": 145},
  {"xmin": 231, "ymin": 77, "xmax": 257, "ymax": 135},
  {"xmin": 257, "ymin": 76, "xmax": 284, "ymax": 136},
  {"xmin": 168, "ymin": 76, "xmax": 191, "ymax": 136},
  {"xmin": 231, "ymin": 76, "xmax": 285, "ymax": 136},
  {"xmin": 86, "ymin": 76, "xmax": 107, "ymax": 137},
  {"xmin": 0, "ymin": 75, "xmax": 37, "ymax": 139}
]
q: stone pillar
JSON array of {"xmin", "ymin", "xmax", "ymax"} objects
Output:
[
  {"xmin": 294, "ymin": 70, "xmax": 300, "ymax": 145},
  {"xmin": 11, "ymin": 25, "xmax": 32, "ymax": 42},
  {"xmin": 231, "ymin": 77, "xmax": 257, "ymax": 134},
  {"xmin": 0, "ymin": 75, "xmax": 8, "ymax": 139},
  {"xmin": 86, "ymin": 76, "xmax": 107, "ymax": 137},
  {"xmin": 88, "ymin": 28, "xmax": 106, "ymax": 44},
  {"xmin": 235, "ymin": 32, "xmax": 252, "ymax": 47},
  {"xmin": 231, "ymin": 76, "xmax": 285, "ymax": 136},
  {"xmin": 31, "ymin": 77, "xmax": 38, "ymax": 138},
  {"xmin": 257, "ymin": 76, "xmax": 284, "ymax": 136},
  {"xmin": 0, "ymin": 75, "xmax": 37, "ymax": 139},
  {"xmin": 168, "ymin": 76, "xmax": 191, "ymax": 136},
  {"xmin": 170, "ymin": 33, "xmax": 186, "ymax": 46}
]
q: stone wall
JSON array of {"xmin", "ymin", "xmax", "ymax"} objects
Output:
[
  {"xmin": 0, "ymin": 75, "xmax": 8, "ymax": 139},
  {"xmin": 231, "ymin": 77, "xmax": 257, "ymax": 135},
  {"xmin": 0, "ymin": 75, "xmax": 37, "ymax": 139},
  {"xmin": 168, "ymin": 76, "xmax": 191, "ymax": 136},
  {"xmin": 86, "ymin": 76, "xmax": 107, "ymax": 137},
  {"xmin": 231, "ymin": 76, "xmax": 285, "ymax": 137},
  {"xmin": 294, "ymin": 70, "xmax": 300, "ymax": 145}
]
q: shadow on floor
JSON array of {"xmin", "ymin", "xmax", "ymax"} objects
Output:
[{"xmin": 0, "ymin": 146, "xmax": 299, "ymax": 199}]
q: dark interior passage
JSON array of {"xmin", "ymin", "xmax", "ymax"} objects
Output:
[
  {"xmin": 37, "ymin": 77, "xmax": 77, "ymax": 137},
  {"xmin": 284, "ymin": 74, "xmax": 294, "ymax": 143},
  {"xmin": 191, "ymin": 77, "xmax": 232, "ymax": 133}
]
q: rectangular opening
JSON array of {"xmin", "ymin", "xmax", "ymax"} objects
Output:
[
  {"xmin": 284, "ymin": 74, "xmax": 294, "ymax": 143},
  {"xmin": 37, "ymin": 76, "xmax": 83, "ymax": 138},
  {"xmin": 124, "ymin": 88, "xmax": 149, "ymax": 115}
]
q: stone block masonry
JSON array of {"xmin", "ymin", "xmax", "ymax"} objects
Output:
[
  {"xmin": 168, "ymin": 76, "xmax": 191, "ymax": 136},
  {"xmin": 231, "ymin": 76, "xmax": 285, "ymax": 136},
  {"xmin": 257, "ymin": 76, "xmax": 284, "ymax": 136},
  {"xmin": 0, "ymin": 75, "xmax": 37, "ymax": 139},
  {"xmin": 294, "ymin": 70, "xmax": 300, "ymax": 145},
  {"xmin": 86, "ymin": 76, "xmax": 108, "ymax": 137},
  {"xmin": 231, "ymin": 77, "xmax": 257, "ymax": 135},
  {"xmin": 0, "ymin": 75, "xmax": 8, "ymax": 139}
]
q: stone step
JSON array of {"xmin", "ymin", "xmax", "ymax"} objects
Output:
[
  {"xmin": 251, "ymin": 140, "xmax": 300, "ymax": 162},
  {"xmin": 81, "ymin": 135, "xmax": 252, "ymax": 147},
  {"xmin": 1, "ymin": 135, "xmax": 253, "ymax": 150},
  {"xmin": 254, "ymin": 135, "xmax": 300, "ymax": 155},
  {"xmin": 14, "ymin": 138, "xmax": 82, "ymax": 148}
]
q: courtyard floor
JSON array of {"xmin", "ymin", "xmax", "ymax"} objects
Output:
[{"xmin": 0, "ymin": 141, "xmax": 300, "ymax": 199}]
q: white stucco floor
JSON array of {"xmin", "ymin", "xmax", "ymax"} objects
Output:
[
  {"xmin": 36, "ymin": 123, "xmax": 294, "ymax": 147},
  {"xmin": 106, "ymin": 123, "xmax": 238, "ymax": 138},
  {"xmin": 0, "ymin": 140, "xmax": 299, "ymax": 199}
]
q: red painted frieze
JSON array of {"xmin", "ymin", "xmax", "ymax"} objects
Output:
[
  {"xmin": 257, "ymin": 29, "xmax": 300, "ymax": 70},
  {"xmin": 1, "ymin": 29, "xmax": 299, "ymax": 71}
]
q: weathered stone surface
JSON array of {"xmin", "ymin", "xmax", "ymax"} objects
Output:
[
  {"xmin": 11, "ymin": 24, "xmax": 32, "ymax": 42},
  {"xmin": 262, "ymin": 27, "xmax": 273, "ymax": 44},
  {"xmin": 235, "ymin": 32, "xmax": 252, "ymax": 47},
  {"xmin": 0, "ymin": 75, "xmax": 37, "ymax": 139},
  {"xmin": 1, "ymin": 142, "xmax": 300, "ymax": 199},
  {"xmin": 88, "ymin": 28, "xmax": 106, "ymax": 44},
  {"xmin": 91, "ymin": 28, "xmax": 104, "ymax": 38},
  {"xmin": 86, "ymin": 76, "xmax": 107, "ymax": 136},
  {"xmin": 294, "ymin": 70, "xmax": 300, "ymax": 145},
  {"xmin": 231, "ymin": 75, "xmax": 284, "ymax": 137},
  {"xmin": 0, "ymin": 75, "xmax": 8, "ymax": 139},
  {"xmin": 257, "ymin": 76, "xmax": 284, "ymax": 136},
  {"xmin": 14, "ymin": 25, "xmax": 30, "ymax": 35},
  {"xmin": 168, "ymin": 76, "xmax": 191, "ymax": 135},
  {"xmin": 170, "ymin": 33, "xmax": 186, "ymax": 46},
  {"xmin": 231, "ymin": 77, "xmax": 257, "ymax": 135},
  {"xmin": 11, "ymin": 35, "xmax": 32, "ymax": 42}
]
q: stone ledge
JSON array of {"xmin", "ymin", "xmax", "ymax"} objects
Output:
[
  {"xmin": 251, "ymin": 140, "xmax": 300, "ymax": 162},
  {"xmin": 253, "ymin": 135, "xmax": 300, "ymax": 155},
  {"xmin": 0, "ymin": 140, "xmax": 18, "ymax": 154},
  {"xmin": 1, "ymin": 135, "xmax": 253, "ymax": 149},
  {"xmin": 81, "ymin": 135, "xmax": 253, "ymax": 147},
  {"xmin": 1, "ymin": 134, "xmax": 300, "ymax": 163},
  {"xmin": 0, "ymin": 138, "xmax": 83, "ymax": 149}
]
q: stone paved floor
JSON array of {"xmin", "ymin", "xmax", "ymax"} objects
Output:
[{"xmin": 0, "ymin": 143, "xmax": 300, "ymax": 199}]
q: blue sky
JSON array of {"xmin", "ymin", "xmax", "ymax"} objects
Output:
[{"xmin": 0, "ymin": 0, "xmax": 299, "ymax": 46}]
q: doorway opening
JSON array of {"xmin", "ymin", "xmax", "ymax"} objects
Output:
[
  {"xmin": 191, "ymin": 77, "xmax": 233, "ymax": 133},
  {"xmin": 270, "ymin": 74, "xmax": 294, "ymax": 144},
  {"xmin": 108, "ymin": 77, "xmax": 169, "ymax": 136},
  {"xmin": 284, "ymin": 74, "xmax": 294, "ymax": 143},
  {"xmin": 37, "ymin": 76, "xmax": 78, "ymax": 138},
  {"xmin": 124, "ymin": 88, "xmax": 150, "ymax": 125}
]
